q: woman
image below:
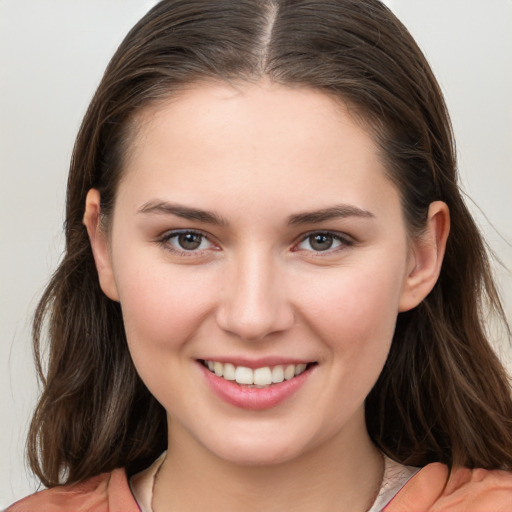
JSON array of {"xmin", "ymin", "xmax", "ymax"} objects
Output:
[{"xmin": 8, "ymin": 0, "xmax": 512, "ymax": 510}]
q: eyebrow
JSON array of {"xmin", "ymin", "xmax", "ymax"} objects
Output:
[
  {"xmin": 138, "ymin": 200, "xmax": 229, "ymax": 226},
  {"xmin": 287, "ymin": 205, "xmax": 375, "ymax": 225},
  {"xmin": 138, "ymin": 200, "xmax": 374, "ymax": 227}
]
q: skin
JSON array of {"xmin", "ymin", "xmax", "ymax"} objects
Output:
[{"xmin": 84, "ymin": 82, "xmax": 449, "ymax": 511}]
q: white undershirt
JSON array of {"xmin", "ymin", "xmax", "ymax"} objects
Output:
[
  {"xmin": 130, "ymin": 452, "xmax": 419, "ymax": 512},
  {"xmin": 368, "ymin": 457, "xmax": 419, "ymax": 512}
]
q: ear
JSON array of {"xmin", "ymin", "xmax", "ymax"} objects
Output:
[
  {"xmin": 399, "ymin": 201, "xmax": 450, "ymax": 312},
  {"xmin": 83, "ymin": 189, "xmax": 120, "ymax": 301}
]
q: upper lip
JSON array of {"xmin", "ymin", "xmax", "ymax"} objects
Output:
[{"xmin": 198, "ymin": 357, "xmax": 315, "ymax": 369}]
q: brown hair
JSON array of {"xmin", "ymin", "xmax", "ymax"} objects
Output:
[{"xmin": 29, "ymin": 0, "xmax": 512, "ymax": 487}]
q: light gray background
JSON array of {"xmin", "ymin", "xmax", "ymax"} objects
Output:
[{"xmin": 1, "ymin": 0, "xmax": 511, "ymax": 506}]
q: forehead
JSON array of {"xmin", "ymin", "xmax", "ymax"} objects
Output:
[
  {"xmin": 128, "ymin": 81, "xmax": 374, "ymax": 161},
  {"xmin": 117, "ymin": 81, "xmax": 399, "ymax": 218}
]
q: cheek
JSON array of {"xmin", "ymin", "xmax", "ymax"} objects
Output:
[
  {"xmin": 114, "ymin": 257, "xmax": 217, "ymax": 352},
  {"xmin": 298, "ymin": 254, "xmax": 407, "ymax": 357},
  {"xmin": 114, "ymin": 262, "xmax": 220, "ymax": 404}
]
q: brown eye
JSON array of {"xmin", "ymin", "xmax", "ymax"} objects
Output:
[
  {"xmin": 295, "ymin": 232, "xmax": 350, "ymax": 253},
  {"xmin": 309, "ymin": 233, "xmax": 334, "ymax": 251},
  {"xmin": 178, "ymin": 232, "xmax": 203, "ymax": 250},
  {"xmin": 162, "ymin": 230, "xmax": 213, "ymax": 252}
]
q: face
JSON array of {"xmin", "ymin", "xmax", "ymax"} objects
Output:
[{"xmin": 89, "ymin": 83, "xmax": 427, "ymax": 466}]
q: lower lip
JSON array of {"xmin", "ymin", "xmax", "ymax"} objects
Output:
[{"xmin": 200, "ymin": 363, "xmax": 315, "ymax": 410}]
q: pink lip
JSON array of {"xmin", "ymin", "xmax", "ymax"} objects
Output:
[
  {"xmin": 198, "ymin": 362, "xmax": 315, "ymax": 410},
  {"xmin": 199, "ymin": 357, "xmax": 313, "ymax": 369}
]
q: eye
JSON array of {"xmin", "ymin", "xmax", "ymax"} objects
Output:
[
  {"xmin": 295, "ymin": 232, "xmax": 352, "ymax": 252},
  {"xmin": 160, "ymin": 230, "xmax": 214, "ymax": 252}
]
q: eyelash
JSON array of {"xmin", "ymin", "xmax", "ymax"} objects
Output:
[{"xmin": 157, "ymin": 229, "xmax": 353, "ymax": 256}]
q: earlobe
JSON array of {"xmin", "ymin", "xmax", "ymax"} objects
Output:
[
  {"xmin": 399, "ymin": 201, "xmax": 450, "ymax": 312},
  {"xmin": 83, "ymin": 189, "xmax": 120, "ymax": 302}
]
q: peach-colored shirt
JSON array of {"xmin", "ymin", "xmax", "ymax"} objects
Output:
[
  {"xmin": 7, "ymin": 463, "xmax": 512, "ymax": 511},
  {"xmin": 6, "ymin": 469, "xmax": 139, "ymax": 512},
  {"xmin": 384, "ymin": 463, "xmax": 512, "ymax": 511}
]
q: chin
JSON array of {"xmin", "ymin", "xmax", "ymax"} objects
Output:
[
  {"xmin": 215, "ymin": 443, "xmax": 303, "ymax": 467},
  {"xmin": 199, "ymin": 425, "xmax": 318, "ymax": 467}
]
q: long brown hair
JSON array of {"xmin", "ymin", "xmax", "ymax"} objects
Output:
[{"xmin": 28, "ymin": 0, "xmax": 512, "ymax": 487}]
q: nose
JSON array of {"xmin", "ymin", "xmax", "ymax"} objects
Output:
[{"xmin": 215, "ymin": 250, "xmax": 295, "ymax": 342}]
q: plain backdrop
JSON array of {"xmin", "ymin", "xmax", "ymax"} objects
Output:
[{"xmin": 1, "ymin": 0, "xmax": 511, "ymax": 506}]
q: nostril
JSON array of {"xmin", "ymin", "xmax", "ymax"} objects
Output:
[{"xmin": 215, "ymin": 302, "xmax": 295, "ymax": 342}]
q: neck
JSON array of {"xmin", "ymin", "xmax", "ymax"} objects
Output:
[{"xmin": 152, "ymin": 415, "xmax": 384, "ymax": 512}]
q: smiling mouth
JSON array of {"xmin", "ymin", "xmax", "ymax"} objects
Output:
[{"xmin": 200, "ymin": 360, "xmax": 316, "ymax": 388}]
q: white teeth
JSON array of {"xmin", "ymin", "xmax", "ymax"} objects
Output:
[
  {"xmin": 284, "ymin": 364, "xmax": 296, "ymax": 380},
  {"xmin": 214, "ymin": 361, "xmax": 223, "ymax": 377},
  {"xmin": 253, "ymin": 367, "xmax": 272, "ymax": 386},
  {"xmin": 271, "ymin": 365, "xmax": 284, "ymax": 383},
  {"xmin": 235, "ymin": 366, "xmax": 253, "ymax": 385},
  {"xmin": 295, "ymin": 363, "xmax": 307, "ymax": 376},
  {"xmin": 204, "ymin": 360, "xmax": 310, "ymax": 386},
  {"xmin": 223, "ymin": 362, "xmax": 236, "ymax": 381}
]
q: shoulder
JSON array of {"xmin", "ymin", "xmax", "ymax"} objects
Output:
[
  {"xmin": 386, "ymin": 462, "xmax": 512, "ymax": 511},
  {"xmin": 6, "ymin": 468, "xmax": 140, "ymax": 512}
]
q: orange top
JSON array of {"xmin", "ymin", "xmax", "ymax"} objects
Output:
[
  {"xmin": 6, "ymin": 468, "xmax": 139, "ymax": 512},
  {"xmin": 385, "ymin": 463, "xmax": 512, "ymax": 511},
  {"xmin": 7, "ymin": 463, "xmax": 512, "ymax": 511}
]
